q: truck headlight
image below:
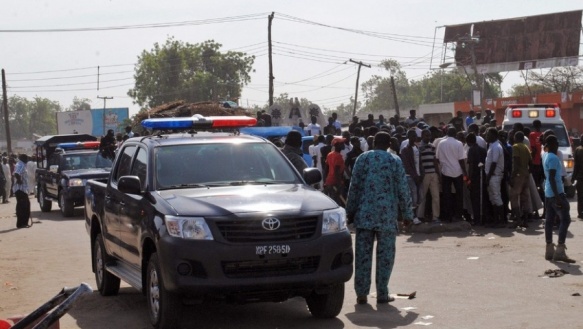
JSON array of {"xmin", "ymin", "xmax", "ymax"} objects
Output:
[
  {"xmin": 165, "ymin": 216, "xmax": 213, "ymax": 240},
  {"xmin": 564, "ymin": 159, "xmax": 574, "ymax": 169},
  {"xmin": 322, "ymin": 208, "xmax": 347, "ymax": 235},
  {"xmin": 68, "ymin": 178, "xmax": 84, "ymax": 187}
]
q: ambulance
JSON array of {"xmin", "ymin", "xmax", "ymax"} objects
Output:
[{"xmin": 502, "ymin": 103, "xmax": 575, "ymax": 197}]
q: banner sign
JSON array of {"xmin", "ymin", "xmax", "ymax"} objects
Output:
[{"xmin": 57, "ymin": 108, "xmax": 129, "ymax": 136}]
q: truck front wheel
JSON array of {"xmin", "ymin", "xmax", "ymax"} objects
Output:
[
  {"xmin": 147, "ymin": 253, "xmax": 182, "ymax": 329},
  {"xmin": 59, "ymin": 191, "xmax": 74, "ymax": 217},
  {"xmin": 38, "ymin": 187, "xmax": 52, "ymax": 212},
  {"xmin": 94, "ymin": 233, "xmax": 120, "ymax": 296},
  {"xmin": 306, "ymin": 283, "xmax": 345, "ymax": 318}
]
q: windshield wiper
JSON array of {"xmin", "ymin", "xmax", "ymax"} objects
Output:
[
  {"xmin": 229, "ymin": 180, "xmax": 282, "ymax": 186},
  {"xmin": 163, "ymin": 183, "xmax": 209, "ymax": 189}
]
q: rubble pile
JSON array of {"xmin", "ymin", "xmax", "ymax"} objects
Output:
[{"xmin": 133, "ymin": 100, "xmax": 252, "ymax": 126}]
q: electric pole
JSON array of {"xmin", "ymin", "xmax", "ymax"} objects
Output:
[
  {"xmin": 349, "ymin": 59, "xmax": 371, "ymax": 117},
  {"xmin": 2, "ymin": 69, "xmax": 11, "ymax": 153},
  {"xmin": 268, "ymin": 12, "xmax": 275, "ymax": 106},
  {"xmin": 97, "ymin": 95, "xmax": 113, "ymax": 136},
  {"xmin": 390, "ymin": 76, "xmax": 400, "ymax": 118}
]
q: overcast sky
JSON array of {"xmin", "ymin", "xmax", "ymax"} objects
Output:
[{"xmin": 1, "ymin": 0, "xmax": 581, "ymax": 117}]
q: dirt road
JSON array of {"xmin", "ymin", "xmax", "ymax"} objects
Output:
[{"xmin": 1, "ymin": 196, "xmax": 582, "ymax": 328}]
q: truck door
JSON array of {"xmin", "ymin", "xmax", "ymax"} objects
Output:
[
  {"xmin": 104, "ymin": 145, "xmax": 137, "ymax": 259},
  {"xmin": 45, "ymin": 155, "xmax": 60, "ymax": 197},
  {"xmin": 118, "ymin": 146, "xmax": 148, "ymax": 266}
]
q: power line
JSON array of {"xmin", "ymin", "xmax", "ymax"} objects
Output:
[{"xmin": 0, "ymin": 13, "xmax": 269, "ymax": 33}]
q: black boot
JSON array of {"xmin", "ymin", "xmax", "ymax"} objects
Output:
[{"xmin": 493, "ymin": 206, "xmax": 506, "ymax": 228}]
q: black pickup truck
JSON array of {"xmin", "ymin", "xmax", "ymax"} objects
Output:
[
  {"xmin": 85, "ymin": 116, "xmax": 353, "ymax": 329},
  {"xmin": 34, "ymin": 134, "xmax": 113, "ymax": 217}
]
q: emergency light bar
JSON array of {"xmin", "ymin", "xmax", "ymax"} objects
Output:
[
  {"xmin": 57, "ymin": 141, "xmax": 101, "ymax": 150},
  {"xmin": 141, "ymin": 115, "xmax": 257, "ymax": 130}
]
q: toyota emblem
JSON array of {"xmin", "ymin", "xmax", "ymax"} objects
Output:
[{"xmin": 262, "ymin": 217, "xmax": 281, "ymax": 231}]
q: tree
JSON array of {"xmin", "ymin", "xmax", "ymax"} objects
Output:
[
  {"xmin": 0, "ymin": 95, "xmax": 59, "ymax": 140},
  {"xmin": 65, "ymin": 97, "xmax": 92, "ymax": 112},
  {"xmin": 128, "ymin": 38, "xmax": 255, "ymax": 108},
  {"xmin": 508, "ymin": 67, "xmax": 583, "ymax": 95}
]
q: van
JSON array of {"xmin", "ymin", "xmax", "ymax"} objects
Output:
[{"xmin": 502, "ymin": 103, "xmax": 575, "ymax": 197}]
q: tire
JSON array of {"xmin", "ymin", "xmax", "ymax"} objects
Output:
[
  {"xmin": 93, "ymin": 233, "xmax": 120, "ymax": 296},
  {"xmin": 306, "ymin": 283, "xmax": 345, "ymax": 318},
  {"xmin": 59, "ymin": 191, "xmax": 74, "ymax": 217},
  {"xmin": 38, "ymin": 187, "xmax": 52, "ymax": 212},
  {"xmin": 147, "ymin": 253, "xmax": 182, "ymax": 329}
]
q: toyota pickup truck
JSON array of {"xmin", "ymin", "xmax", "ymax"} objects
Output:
[
  {"xmin": 34, "ymin": 134, "xmax": 113, "ymax": 217},
  {"xmin": 85, "ymin": 115, "xmax": 353, "ymax": 329}
]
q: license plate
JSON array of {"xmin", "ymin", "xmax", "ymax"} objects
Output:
[{"xmin": 255, "ymin": 244, "xmax": 291, "ymax": 255}]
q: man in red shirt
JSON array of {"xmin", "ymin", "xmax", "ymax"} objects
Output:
[{"xmin": 325, "ymin": 138, "xmax": 346, "ymax": 205}]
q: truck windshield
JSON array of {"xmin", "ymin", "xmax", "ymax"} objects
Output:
[
  {"xmin": 61, "ymin": 152, "xmax": 113, "ymax": 170},
  {"xmin": 155, "ymin": 142, "xmax": 301, "ymax": 189},
  {"xmin": 504, "ymin": 123, "xmax": 570, "ymax": 147}
]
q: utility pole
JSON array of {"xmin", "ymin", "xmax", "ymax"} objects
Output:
[
  {"xmin": 97, "ymin": 95, "xmax": 113, "ymax": 136},
  {"xmin": 2, "ymin": 69, "xmax": 11, "ymax": 153},
  {"xmin": 268, "ymin": 12, "xmax": 275, "ymax": 106},
  {"xmin": 458, "ymin": 34, "xmax": 482, "ymax": 111},
  {"xmin": 349, "ymin": 59, "xmax": 371, "ymax": 117},
  {"xmin": 390, "ymin": 76, "xmax": 400, "ymax": 119}
]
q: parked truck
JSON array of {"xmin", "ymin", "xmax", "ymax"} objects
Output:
[
  {"xmin": 84, "ymin": 115, "xmax": 353, "ymax": 329},
  {"xmin": 34, "ymin": 134, "xmax": 113, "ymax": 217}
]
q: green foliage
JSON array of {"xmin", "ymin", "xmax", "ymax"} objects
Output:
[
  {"xmin": 0, "ymin": 95, "xmax": 59, "ymax": 140},
  {"xmin": 65, "ymin": 97, "xmax": 92, "ymax": 112},
  {"xmin": 360, "ymin": 61, "xmax": 503, "ymax": 115},
  {"xmin": 128, "ymin": 38, "xmax": 255, "ymax": 108}
]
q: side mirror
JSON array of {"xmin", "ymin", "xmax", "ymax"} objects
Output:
[
  {"xmin": 118, "ymin": 175, "xmax": 142, "ymax": 195},
  {"xmin": 49, "ymin": 165, "xmax": 59, "ymax": 173},
  {"xmin": 303, "ymin": 167, "xmax": 322, "ymax": 185}
]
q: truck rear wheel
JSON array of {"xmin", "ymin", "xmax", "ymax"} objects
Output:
[
  {"xmin": 59, "ymin": 191, "xmax": 74, "ymax": 217},
  {"xmin": 147, "ymin": 253, "xmax": 182, "ymax": 329},
  {"xmin": 38, "ymin": 187, "xmax": 52, "ymax": 212},
  {"xmin": 306, "ymin": 283, "xmax": 345, "ymax": 318},
  {"xmin": 94, "ymin": 233, "xmax": 120, "ymax": 296}
]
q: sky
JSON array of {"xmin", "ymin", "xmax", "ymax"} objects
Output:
[{"xmin": 0, "ymin": 0, "xmax": 581, "ymax": 118}]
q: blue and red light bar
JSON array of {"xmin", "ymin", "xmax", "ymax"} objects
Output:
[
  {"xmin": 57, "ymin": 141, "xmax": 101, "ymax": 150},
  {"xmin": 141, "ymin": 115, "xmax": 257, "ymax": 130}
]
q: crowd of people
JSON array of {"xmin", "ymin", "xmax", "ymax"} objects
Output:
[{"xmin": 278, "ymin": 108, "xmax": 578, "ymax": 304}]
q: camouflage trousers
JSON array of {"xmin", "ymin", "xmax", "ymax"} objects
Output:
[{"xmin": 354, "ymin": 228, "xmax": 396, "ymax": 299}]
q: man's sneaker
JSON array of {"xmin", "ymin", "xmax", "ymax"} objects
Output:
[
  {"xmin": 413, "ymin": 218, "xmax": 422, "ymax": 225},
  {"xmin": 432, "ymin": 217, "xmax": 441, "ymax": 224}
]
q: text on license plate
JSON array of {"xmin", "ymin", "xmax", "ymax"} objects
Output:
[{"xmin": 256, "ymin": 245, "xmax": 290, "ymax": 255}]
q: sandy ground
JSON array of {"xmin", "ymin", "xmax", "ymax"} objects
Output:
[{"xmin": 1, "ymin": 194, "xmax": 582, "ymax": 329}]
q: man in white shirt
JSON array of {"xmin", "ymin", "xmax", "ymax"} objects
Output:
[
  {"xmin": 2, "ymin": 157, "xmax": 11, "ymax": 203},
  {"xmin": 26, "ymin": 155, "xmax": 37, "ymax": 194},
  {"xmin": 436, "ymin": 127, "xmax": 468, "ymax": 222},
  {"xmin": 311, "ymin": 135, "xmax": 326, "ymax": 190},
  {"xmin": 485, "ymin": 127, "xmax": 506, "ymax": 227},
  {"xmin": 306, "ymin": 116, "xmax": 322, "ymax": 136}
]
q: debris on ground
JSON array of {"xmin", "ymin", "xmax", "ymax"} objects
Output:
[
  {"xmin": 539, "ymin": 269, "xmax": 569, "ymax": 278},
  {"xmin": 572, "ymin": 292, "xmax": 581, "ymax": 296},
  {"xmin": 395, "ymin": 291, "xmax": 417, "ymax": 299}
]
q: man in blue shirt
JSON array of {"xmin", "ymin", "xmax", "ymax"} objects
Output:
[
  {"xmin": 543, "ymin": 135, "xmax": 575, "ymax": 263},
  {"xmin": 346, "ymin": 132, "xmax": 413, "ymax": 305}
]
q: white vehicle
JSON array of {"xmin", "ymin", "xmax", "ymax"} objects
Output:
[{"xmin": 502, "ymin": 103, "xmax": 575, "ymax": 197}]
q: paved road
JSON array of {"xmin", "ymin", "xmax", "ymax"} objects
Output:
[{"xmin": 0, "ymin": 196, "xmax": 582, "ymax": 328}]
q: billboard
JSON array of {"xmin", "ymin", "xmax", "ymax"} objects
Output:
[
  {"xmin": 444, "ymin": 10, "xmax": 582, "ymax": 73},
  {"xmin": 56, "ymin": 108, "xmax": 129, "ymax": 136}
]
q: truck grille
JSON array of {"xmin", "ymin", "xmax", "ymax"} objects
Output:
[
  {"xmin": 222, "ymin": 256, "xmax": 320, "ymax": 278},
  {"xmin": 215, "ymin": 216, "xmax": 318, "ymax": 243}
]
